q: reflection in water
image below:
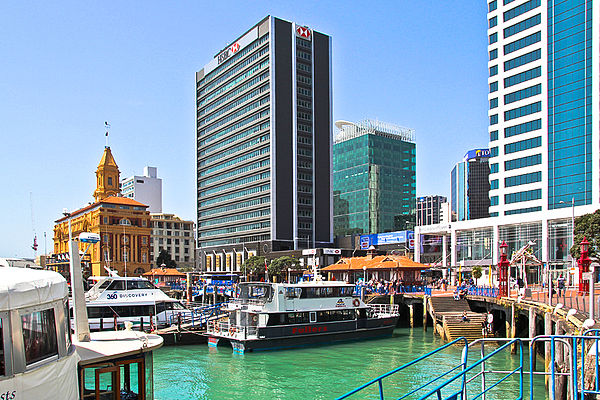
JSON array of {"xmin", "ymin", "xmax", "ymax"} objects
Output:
[{"xmin": 153, "ymin": 328, "xmax": 545, "ymax": 400}]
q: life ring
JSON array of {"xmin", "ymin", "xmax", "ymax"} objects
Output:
[
  {"xmin": 229, "ymin": 326, "xmax": 235, "ymax": 336},
  {"xmin": 252, "ymin": 315, "xmax": 258, "ymax": 323},
  {"xmin": 352, "ymin": 299, "xmax": 360, "ymax": 307}
]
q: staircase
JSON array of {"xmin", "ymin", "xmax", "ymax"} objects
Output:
[{"xmin": 429, "ymin": 296, "xmax": 486, "ymax": 342}]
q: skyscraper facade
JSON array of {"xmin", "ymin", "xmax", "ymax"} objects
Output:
[
  {"xmin": 120, "ymin": 166, "xmax": 163, "ymax": 213},
  {"xmin": 451, "ymin": 149, "xmax": 492, "ymax": 221},
  {"xmin": 416, "ymin": 195, "xmax": 447, "ymax": 226},
  {"xmin": 195, "ymin": 16, "xmax": 332, "ymax": 272},
  {"xmin": 333, "ymin": 119, "xmax": 416, "ymax": 237},
  {"xmin": 487, "ymin": 0, "xmax": 597, "ymax": 216}
]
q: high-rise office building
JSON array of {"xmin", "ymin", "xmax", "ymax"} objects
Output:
[
  {"xmin": 195, "ymin": 16, "xmax": 332, "ymax": 272},
  {"xmin": 451, "ymin": 149, "xmax": 491, "ymax": 221},
  {"xmin": 414, "ymin": 0, "xmax": 599, "ymax": 271},
  {"xmin": 333, "ymin": 119, "xmax": 416, "ymax": 236},
  {"xmin": 487, "ymin": 0, "xmax": 596, "ymax": 216},
  {"xmin": 121, "ymin": 166, "xmax": 163, "ymax": 213},
  {"xmin": 416, "ymin": 195, "xmax": 447, "ymax": 226}
]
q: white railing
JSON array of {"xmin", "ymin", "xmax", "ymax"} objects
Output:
[
  {"xmin": 229, "ymin": 298, "xmax": 268, "ymax": 306},
  {"xmin": 368, "ymin": 304, "xmax": 400, "ymax": 317},
  {"xmin": 207, "ymin": 320, "xmax": 258, "ymax": 339}
]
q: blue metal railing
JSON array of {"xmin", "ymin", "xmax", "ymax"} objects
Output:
[
  {"xmin": 467, "ymin": 286, "xmax": 498, "ymax": 298},
  {"xmin": 353, "ymin": 284, "xmax": 432, "ymax": 297},
  {"xmin": 335, "ymin": 337, "xmax": 468, "ymax": 399},
  {"xmin": 336, "ymin": 337, "xmax": 525, "ymax": 400},
  {"xmin": 167, "ymin": 302, "xmax": 228, "ymax": 327}
]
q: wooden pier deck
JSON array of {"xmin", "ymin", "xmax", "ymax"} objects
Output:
[{"xmin": 429, "ymin": 296, "xmax": 486, "ymax": 342}]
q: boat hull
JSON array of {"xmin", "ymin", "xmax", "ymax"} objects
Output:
[{"xmin": 207, "ymin": 316, "xmax": 398, "ymax": 353}]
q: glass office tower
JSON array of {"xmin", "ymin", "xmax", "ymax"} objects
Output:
[
  {"xmin": 487, "ymin": 0, "xmax": 595, "ymax": 216},
  {"xmin": 333, "ymin": 120, "xmax": 416, "ymax": 237},
  {"xmin": 451, "ymin": 149, "xmax": 492, "ymax": 221}
]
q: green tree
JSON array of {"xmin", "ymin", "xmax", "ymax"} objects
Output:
[
  {"xmin": 472, "ymin": 265, "xmax": 482, "ymax": 286},
  {"xmin": 156, "ymin": 250, "xmax": 177, "ymax": 268},
  {"xmin": 242, "ymin": 256, "xmax": 267, "ymax": 279},
  {"xmin": 569, "ymin": 209, "xmax": 600, "ymax": 259},
  {"xmin": 268, "ymin": 256, "xmax": 300, "ymax": 281}
]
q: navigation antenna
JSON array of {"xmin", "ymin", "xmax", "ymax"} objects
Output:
[
  {"xmin": 30, "ymin": 192, "xmax": 38, "ymax": 257},
  {"xmin": 104, "ymin": 121, "xmax": 111, "ymax": 147}
]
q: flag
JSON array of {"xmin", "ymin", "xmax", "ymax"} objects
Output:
[
  {"xmin": 105, "ymin": 131, "xmax": 109, "ymax": 137},
  {"xmin": 31, "ymin": 235, "xmax": 38, "ymax": 251}
]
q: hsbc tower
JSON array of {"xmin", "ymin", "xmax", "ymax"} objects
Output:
[{"xmin": 195, "ymin": 16, "xmax": 333, "ymax": 272}]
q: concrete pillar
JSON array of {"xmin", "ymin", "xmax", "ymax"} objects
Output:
[
  {"xmin": 415, "ymin": 229, "xmax": 421, "ymax": 263},
  {"xmin": 409, "ymin": 304, "xmax": 415, "ymax": 328},
  {"xmin": 492, "ymin": 224, "xmax": 500, "ymax": 265},
  {"xmin": 542, "ymin": 218, "xmax": 549, "ymax": 267},
  {"xmin": 544, "ymin": 313, "xmax": 552, "ymax": 389},
  {"xmin": 442, "ymin": 235, "xmax": 448, "ymax": 268},
  {"xmin": 529, "ymin": 307, "xmax": 537, "ymax": 370},
  {"xmin": 450, "ymin": 229, "xmax": 457, "ymax": 271},
  {"xmin": 423, "ymin": 297, "xmax": 428, "ymax": 331}
]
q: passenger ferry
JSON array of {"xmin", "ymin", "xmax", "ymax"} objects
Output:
[
  {"xmin": 206, "ymin": 279, "xmax": 399, "ymax": 353},
  {"xmin": 0, "ymin": 267, "xmax": 162, "ymax": 399},
  {"xmin": 82, "ymin": 276, "xmax": 191, "ymax": 330}
]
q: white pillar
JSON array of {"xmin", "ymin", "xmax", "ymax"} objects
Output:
[
  {"xmin": 450, "ymin": 229, "xmax": 457, "ymax": 267},
  {"xmin": 492, "ymin": 224, "xmax": 500, "ymax": 265},
  {"xmin": 541, "ymin": 217, "xmax": 549, "ymax": 264},
  {"xmin": 442, "ymin": 234, "xmax": 448, "ymax": 268},
  {"xmin": 415, "ymin": 228, "xmax": 421, "ymax": 263},
  {"xmin": 70, "ymin": 240, "xmax": 90, "ymax": 342}
]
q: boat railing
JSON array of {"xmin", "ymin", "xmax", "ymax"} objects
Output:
[
  {"xmin": 207, "ymin": 320, "xmax": 259, "ymax": 339},
  {"xmin": 229, "ymin": 297, "xmax": 268, "ymax": 306},
  {"xmin": 367, "ymin": 304, "xmax": 399, "ymax": 317},
  {"xmin": 167, "ymin": 302, "xmax": 229, "ymax": 328}
]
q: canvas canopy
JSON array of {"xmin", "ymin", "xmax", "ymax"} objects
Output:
[{"xmin": 0, "ymin": 267, "xmax": 68, "ymax": 311}]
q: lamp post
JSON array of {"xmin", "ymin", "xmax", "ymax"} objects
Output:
[
  {"xmin": 559, "ymin": 198, "xmax": 576, "ymax": 281},
  {"xmin": 498, "ymin": 241, "xmax": 509, "ymax": 298},
  {"xmin": 578, "ymin": 237, "xmax": 590, "ymax": 295},
  {"xmin": 287, "ymin": 267, "xmax": 292, "ymax": 283}
]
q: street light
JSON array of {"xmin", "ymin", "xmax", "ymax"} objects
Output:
[
  {"xmin": 287, "ymin": 267, "xmax": 292, "ymax": 283},
  {"xmin": 497, "ymin": 241, "xmax": 509, "ymax": 298},
  {"xmin": 559, "ymin": 198, "xmax": 575, "ymax": 272}
]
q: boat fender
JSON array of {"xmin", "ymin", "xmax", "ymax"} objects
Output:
[
  {"xmin": 229, "ymin": 326, "xmax": 235, "ymax": 336},
  {"xmin": 352, "ymin": 299, "xmax": 360, "ymax": 307}
]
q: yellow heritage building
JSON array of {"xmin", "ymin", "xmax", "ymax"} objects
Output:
[{"xmin": 52, "ymin": 146, "xmax": 152, "ymax": 277}]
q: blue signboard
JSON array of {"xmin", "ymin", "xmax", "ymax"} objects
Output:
[
  {"xmin": 360, "ymin": 231, "xmax": 414, "ymax": 249},
  {"xmin": 463, "ymin": 148, "xmax": 491, "ymax": 161}
]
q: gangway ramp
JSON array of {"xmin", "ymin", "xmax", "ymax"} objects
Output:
[{"xmin": 429, "ymin": 296, "xmax": 486, "ymax": 342}]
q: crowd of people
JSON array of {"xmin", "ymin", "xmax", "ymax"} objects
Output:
[{"xmin": 356, "ymin": 278, "xmax": 427, "ymax": 295}]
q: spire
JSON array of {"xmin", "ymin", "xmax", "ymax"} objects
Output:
[{"xmin": 93, "ymin": 146, "xmax": 121, "ymax": 202}]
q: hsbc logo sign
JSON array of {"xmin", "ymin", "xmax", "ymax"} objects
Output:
[
  {"xmin": 218, "ymin": 41, "xmax": 241, "ymax": 64},
  {"xmin": 296, "ymin": 26, "xmax": 312, "ymax": 40}
]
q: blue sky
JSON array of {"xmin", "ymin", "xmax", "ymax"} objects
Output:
[{"xmin": 0, "ymin": 1, "xmax": 488, "ymax": 258}]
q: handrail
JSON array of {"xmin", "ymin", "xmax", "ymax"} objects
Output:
[{"xmin": 335, "ymin": 337, "xmax": 468, "ymax": 399}]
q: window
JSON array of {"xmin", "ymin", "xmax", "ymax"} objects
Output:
[
  {"xmin": 489, "ymin": 65, "xmax": 498, "ymax": 77},
  {"xmin": 504, "ymin": 154, "xmax": 541, "ymax": 171},
  {"xmin": 489, "ymin": 49, "xmax": 498, "ymax": 61},
  {"xmin": 490, "ymin": 163, "xmax": 499, "ymax": 173},
  {"xmin": 504, "ymin": 101, "xmax": 541, "ymax": 121},
  {"xmin": 505, "ymin": 189, "xmax": 541, "ymax": 204},
  {"xmin": 504, "ymin": 32, "xmax": 541, "ymax": 55},
  {"xmin": 504, "ymin": 119, "xmax": 541, "ymax": 138},
  {"xmin": 490, "ymin": 147, "xmax": 499, "ymax": 157},
  {"xmin": 505, "ymin": 171, "xmax": 541, "ymax": 187},
  {"xmin": 103, "ymin": 216, "xmax": 108, "ymax": 224},
  {"xmin": 504, "ymin": 84, "xmax": 541, "ymax": 105},
  {"xmin": 489, "ymin": 16, "xmax": 497, "ymax": 28},
  {"xmin": 489, "ymin": 0, "xmax": 497, "ymax": 12},
  {"xmin": 21, "ymin": 309, "xmax": 58, "ymax": 365},
  {"xmin": 142, "ymin": 236, "xmax": 147, "ymax": 245},
  {"xmin": 490, "ymin": 114, "xmax": 498, "ymax": 125},
  {"xmin": 490, "ymin": 130, "xmax": 498, "ymax": 141},
  {"xmin": 489, "ymin": 32, "xmax": 497, "ymax": 44},
  {"xmin": 490, "ymin": 179, "xmax": 499, "ymax": 189},
  {"xmin": 505, "ymin": 206, "xmax": 542, "ymax": 215},
  {"xmin": 503, "ymin": 0, "xmax": 540, "ymax": 22},
  {"xmin": 490, "ymin": 98, "xmax": 498, "ymax": 109},
  {"xmin": 504, "ymin": 136, "xmax": 541, "ymax": 154},
  {"xmin": 504, "ymin": 66, "xmax": 541, "ymax": 88},
  {"xmin": 504, "ymin": 14, "xmax": 541, "ymax": 38},
  {"xmin": 107, "ymin": 177, "xmax": 113, "ymax": 186},
  {"xmin": 490, "ymin": 196, "xmax": 499, "ymax": 206},
  {"xmin": 504, "ymin": 49, "xmax": 541, "ymax": 71},
  {"xmin": 489, "ymin": 81, "xmax": 498, "ymax": 93}
]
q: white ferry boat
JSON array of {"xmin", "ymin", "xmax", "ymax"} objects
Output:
[
  {"xmin": 82, "ymin": 276, "xmax": 191, "ymax": 331},
  {"xmin": 0, "ymin": 267, "xmax": 162, "ymax": 399},
  {"xmin": 206, "ymin": 280, "xmax": 399, "ymax": 354}
]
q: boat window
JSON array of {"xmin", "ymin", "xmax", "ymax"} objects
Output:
[
  {"xmin": 238, "ymin": 284, "xmax": 272, "ymax": 300},
  {"xmin": 106, "ymin": 280, "xmax": 126, "ymax": 291},
  {"xmin": 80, "ymin": 357, "xmax": 147, "ymax": 400},
  {"xmin": 309, "ymin": 312, "xmax": 316, "ymax": 323},
  {"xmin": 284, "ymin": 287, "xmax": 301, "ymax": 299},
  {"xmin": 299, "ymin": 286, "xmax": 354, "ymax": 298},
  {"xmin": 317, "ymin": 310, "xmax": 355, "ymax": 322},
  {"xmin": 126, "ymin": 280, "xmax": 156, "ymax": 290},
  {"xmin": 98, "ymin": 280, "xmax": 112, "ymax": 290},
  {"xmin": 21, "ymin": 308, "xmax": 58, "ymax": 365},
  {"xmin": 285, "ymin": 312, "xmax": 309, "ymax": 324}
]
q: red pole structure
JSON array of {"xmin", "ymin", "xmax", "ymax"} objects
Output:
[
  {"xmin": 578, "ymin": 237, "xmax": 591, "ymax": 295},
  {"xmin": 498, "ymin": 241, "xmax": 509, "ymax": 298}
]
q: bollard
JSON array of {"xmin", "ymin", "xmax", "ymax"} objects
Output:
[
  {"xmin": 423, "ymin": 297, "xmax": 428, "ymax": 331},
  {"xmin": 140, "ymin": 317, "xmax": 144, "ymax": 332},
  {"xmin": 408, "ymin": 304, "xmax": 414, "ymax": 328},
  {"xmin": 114, "ymin": 314, "xmax": 118, "ymax": 331},
  {"xmin": 100, "ymin": 318, "xmax": 104, "ymax": 331}
]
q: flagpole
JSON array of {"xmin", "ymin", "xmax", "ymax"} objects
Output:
[{"xmin": 104, "ymin": 121, "xmax": 110, "ymax": 147}]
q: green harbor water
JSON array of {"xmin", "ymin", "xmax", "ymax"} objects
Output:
[{"xmin": 153, "ymin": 328, "xmax": 547, "ymax": 400}]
